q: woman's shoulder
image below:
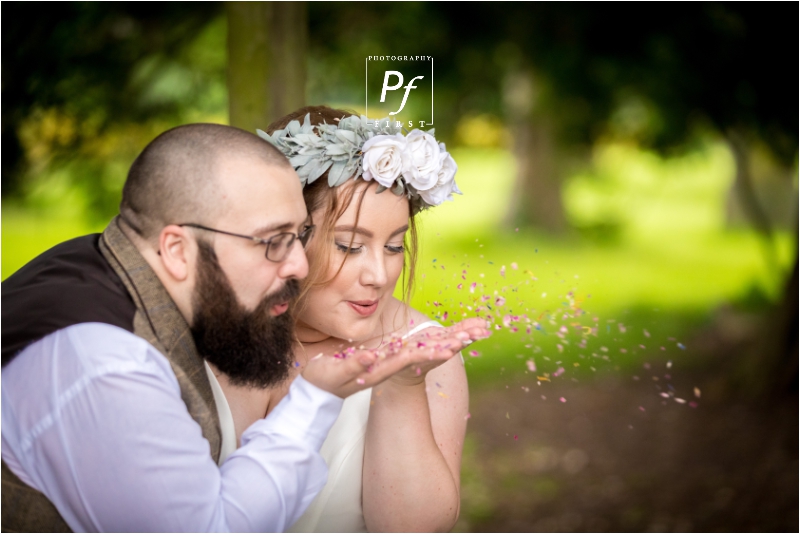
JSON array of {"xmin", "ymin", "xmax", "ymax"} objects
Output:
[{"xmin": 387, "ymin": 299, "xmax": 441, "ymax": 337}]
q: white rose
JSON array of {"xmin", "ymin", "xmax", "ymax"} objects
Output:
[
  {"xmin": 361, "ymin": 134, "xmax": 407, "ymax": 188},
  {"xmin": 402, "ymin": 130, "xmax": 441, "ymax": 191},
  {"xmin": 419, "ymin": 150, "xmax": 460, "ymax": 206}
]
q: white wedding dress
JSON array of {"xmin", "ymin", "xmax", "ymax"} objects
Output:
[{"xmin": 205, "ymin": 320, "xmax": 442, "ymax": 533}]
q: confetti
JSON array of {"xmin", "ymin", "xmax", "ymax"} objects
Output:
[
  {"xmin": 694, "ymin": 387, "xmax": 701, "ymax": 398},
  {"xmin": 526, "ymin": 359, "xmax": 536, "ymax": 372},
  {"xmin": 469, "ymin": 350, "xmax": 480, "ymax": 357},
  {"xmin": 677, "ymin": 343, "xmax": 686, "ymax": 350},
  {"xmin": 356, "ymin": 378, "xmax": 365, "ymax": 385},
  {"xmin": 437, "ymin": 391, "xmax": 449, "ymax": 399},
  {"xmin": 511, "ymin": 262, "xmax": 518, "ymax": 270},
  {"xmin": 559, "ymin": 397, "xmax": 567, "ymax": 403},
  {"xmin": 505, "ymin": 412, "xmax": 510, "ymax": 419}
]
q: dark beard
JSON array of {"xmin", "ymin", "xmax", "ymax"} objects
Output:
[{"xmin": 190, "ymin": 240, "xmax": 299, "ymax": 388}]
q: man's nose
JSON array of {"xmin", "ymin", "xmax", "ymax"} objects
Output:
[{"xmin": 278, "ymin": 238, "xmax": 309, "ymax": 280}]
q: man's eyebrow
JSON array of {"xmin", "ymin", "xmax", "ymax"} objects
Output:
[{"xmin": 252, "ymin": 220, "xmax": 303, "ymax": 236}]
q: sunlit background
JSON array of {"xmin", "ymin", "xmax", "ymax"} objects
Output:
[{"xmin": 3, "ymin": 3, "xmax": 797, "ymax": 532}]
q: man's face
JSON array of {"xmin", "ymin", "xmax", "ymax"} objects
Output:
[
  {"xmin": 204, "ymin": 156, "xmax": 310, "ymax": 311},
  {"xmin": 189, "ymin": 156, "xmax": 309, "ymax": 386}
]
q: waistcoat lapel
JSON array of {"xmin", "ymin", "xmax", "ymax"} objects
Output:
[{"xmin": 99, "ymin": 216, "xmax": 222, "ymax": 461}]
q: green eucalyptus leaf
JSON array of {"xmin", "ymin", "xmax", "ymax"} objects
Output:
[
  {"xmin": 305, "ymin": 158, "xmax": 332, "ymax": 184},
  {"xmin": 391, "ymin": 179, "xmax": 405, "ymax": 196},
  {"xmin": 327, "ymin": 160, "xmax": 348, "ymax": 187}
]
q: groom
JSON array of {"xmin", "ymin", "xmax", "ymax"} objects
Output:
[{"xmin": 1, "ymin": 124, "xmax": 448, "ymax": 531}]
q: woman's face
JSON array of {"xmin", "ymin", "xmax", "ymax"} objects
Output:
[{"xmin": 297, "ymin": 182, "xmax": 410, "ymax": 344}]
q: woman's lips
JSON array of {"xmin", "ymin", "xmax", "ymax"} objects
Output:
[
  {"xmin": 270, "ymin": 302, "xmax": 290, "ymax": 316},
  {"xmin": 347, "ymin": 300, "xmax": 379, "ymax": 317}
]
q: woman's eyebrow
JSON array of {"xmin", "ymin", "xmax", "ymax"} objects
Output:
[
  {"xmin": 334, "ymin": 225, "xmax": 373, "ymax": 238},
  {"xmin": 389, "ymin": 225, "xmax": 409, "ymax": 237},
  {"xmin": 334, "ymin": 225, "xmax": 409, "ymax": 239}
]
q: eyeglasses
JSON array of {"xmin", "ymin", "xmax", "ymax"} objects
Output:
[{"xmin": 180, "ymin": 223, "xmax": 315, "ymax": 263}]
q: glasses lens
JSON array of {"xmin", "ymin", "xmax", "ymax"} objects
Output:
[
  {"xmin": 299, "ymin": 226, "xmax": 315, "ymax": 248},
  {"xmin": 266, "ymin": 233, "xmax": 293, "ymax": 262}
]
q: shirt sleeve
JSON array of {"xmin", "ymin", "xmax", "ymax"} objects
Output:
[{"xmin": 1, "ymin": 323, "xmax": 343, "ymax": 532}]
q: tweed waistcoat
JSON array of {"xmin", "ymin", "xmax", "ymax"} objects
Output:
[{"xmin": 2, "ymin": 217, "xmax": 221, "ymax": 532}]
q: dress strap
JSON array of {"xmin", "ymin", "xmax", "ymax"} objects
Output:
[{"xmin": 404, "ymin": 320, "xmax": 442, "ymax": 338}]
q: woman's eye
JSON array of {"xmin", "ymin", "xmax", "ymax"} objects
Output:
[
  {"xmin": 335, "ymin": 242, "xmax": 363, "ymax": 254},
  {"xmin": 385, "ymin": 245, "xmax": 405, "ymax": 254}
]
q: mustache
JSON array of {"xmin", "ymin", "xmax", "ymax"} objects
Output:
[{"xmin": 260, "ymin": 278, "xmax": 301, "ymax": 310}]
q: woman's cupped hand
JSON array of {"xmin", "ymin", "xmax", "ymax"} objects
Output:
[{"xmin": 302, "ymin": 317, "xmax": 490, "ymax": 398}]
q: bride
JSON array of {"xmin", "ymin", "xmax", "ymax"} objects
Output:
[{"xmin": 210, "ymin": 105, "xmax": 479, "ymax": 532}]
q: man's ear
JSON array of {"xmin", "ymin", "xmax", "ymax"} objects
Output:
[{"xmin": 158, "ymin": 225, "xmax": 193, "ymax": 281}]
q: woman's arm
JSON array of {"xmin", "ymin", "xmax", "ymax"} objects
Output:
[{"xmin": 362, "ymin": 351, "xmax": 469, "ymax": 532}]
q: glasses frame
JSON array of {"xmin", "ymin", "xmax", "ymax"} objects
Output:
[{"xmin": 179, "ymin": 222, "xmax": 315, "ymax": 263}]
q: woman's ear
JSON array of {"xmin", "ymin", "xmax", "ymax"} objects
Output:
[{"xmin": 158, "ymin": 225, "xmax": 192, "ymax": 281}]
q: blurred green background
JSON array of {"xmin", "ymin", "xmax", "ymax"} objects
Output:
[{"xmin": 3, "ymin": 3, "xmax": 797, "ymax": 531}]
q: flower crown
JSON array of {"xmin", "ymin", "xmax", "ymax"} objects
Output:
[{"xmin": 257, "ymin": 113, "xmax": 461, "ymax": 213}]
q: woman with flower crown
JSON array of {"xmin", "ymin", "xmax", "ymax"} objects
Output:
[{"xmin": 209, "ymin": 105, "xmax": 475, "ymax": 532}]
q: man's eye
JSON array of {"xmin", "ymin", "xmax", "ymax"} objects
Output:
[
  {"xmin": 385, "ymin": 245, "xmax": 405, "ymax": 254},
  {"xmin": 335, "ymin": 242, "xmax": 363, "ymax": 254}
]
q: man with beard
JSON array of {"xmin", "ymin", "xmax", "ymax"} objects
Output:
[{"xmin": 1, "ymin": 124, "xmax": 479, "ymax": 532}]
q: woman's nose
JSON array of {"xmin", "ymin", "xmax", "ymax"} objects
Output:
[{"xmin": 360, "ymin": 250, "xmax": 388, "ymax": 288}]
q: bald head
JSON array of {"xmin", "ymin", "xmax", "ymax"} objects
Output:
[{"xmin": 120, "ymin": 123, "xmax": 291, "ymax": 241}]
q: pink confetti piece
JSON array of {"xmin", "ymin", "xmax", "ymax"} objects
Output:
[
  {"xmin": 526, "ymin": 359, "xmax": 536, "ymax": 372},
  {"xmin": 694, "ymin": 387, "xmax": 701, "ymax": 398},
  {"xmin": 464, "ymin": 413, "xmax": 471, "ymax": 420},
  {"xmin": 495, "ymin": 296, "xmax": 506, "ymax": 307},
  {"xmin": 500, "ymin": 265, "xmax": 506, "ymax": 277},
  {"xmin": 356, "ymin": 378, "xmax": 365, "ymax": 385},
  {"xmin": 559, "ymin": 397, "xmax": 567, "ymax": 403},
  {"xmin": 511, "ymin": 262, "xmax": 518, "ymax": 270},
  {"xmin": 457, "ymin": 283, "xmax": 463, "ymax": 290},
  {"xmin": 639, "ymin": 406, "xmax": 645, "ymax": 412},
  {"xmin": 443, "ymin": 312, "xmax": 449, "ymax": 321},
  {"xmin": 468, "ymin": 350, "xmax": 480, "ymax": 357},
  {"xmin": 644, "ymin": 329, "xmax": 651, "ymax": 337},
  {"xmin": 553, "ymin": 366, "xmax": 565, "ymax": 377},
  {"xmin": 469, "ymin": 282, "xmax": 476, "ymax": 293},
  {"xmin": 513, "ymin": 435, "xmax": 518, "ymax": 440}
]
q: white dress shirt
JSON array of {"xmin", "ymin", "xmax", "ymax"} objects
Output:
[{"xmin": 1, "ymin": 322, "xmax": 343, "ymax": 532}]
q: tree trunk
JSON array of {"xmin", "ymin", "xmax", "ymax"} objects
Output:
[
  {"xmin": 227, "ymin": 2, "xmax": 307, "ymax": 132},
  {"xmin": 502, "ymin": 67, "xmax": 566, "ymax": 233}
]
